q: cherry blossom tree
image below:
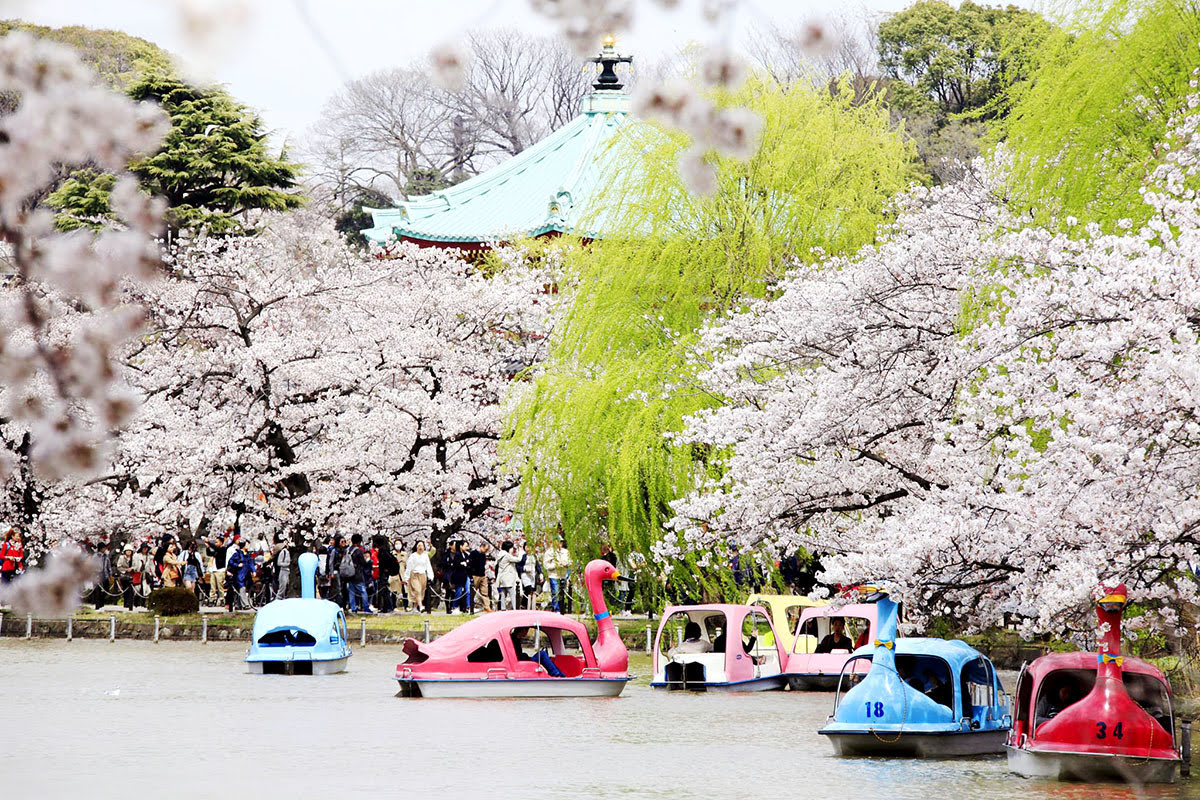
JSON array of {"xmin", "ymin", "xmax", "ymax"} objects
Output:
[
  {"xmin": 33, "ymin": 211, "xmax": 559, "ymax": 556},
  {"xmin": 0, "ymin": 32, "xmax": 167, "ymax": 484},
  {"xmin": 0, "ymin": 31, "xmax": 168, "ymax": 610},
  {"xmin": 669, "ymin": 97, "xmax": 1200, "ymax": 636}
]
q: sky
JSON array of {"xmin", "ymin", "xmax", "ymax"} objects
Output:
[{"xmin": 12, "ymin": 0, "xmax": 936, "ymax": 142}]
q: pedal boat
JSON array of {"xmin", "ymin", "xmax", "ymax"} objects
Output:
[
  {"xmin": 246, "ymin": 552, "xmax": 351, "ymax": 675},
  {"xmin": 819, "ymin": 585, "xmax": 1010, "ymax": 756},
  {"xmin": 1005, "ymin": 583, "xmax": 1181, "ymax": 783},
  {"xmin": 785, "ymin": 599, "xmax": 879, "ymax": 690},
  {"xmin": 651, "ymin": 603, "xmax": 787, "ymax": 691},
  {"xmin": 395, "ymin": 559, "xmax": 630, "ymax": 698},
  {"xmin": 746, "ymin": 593, "xmax": 826, "ymax": 654}
]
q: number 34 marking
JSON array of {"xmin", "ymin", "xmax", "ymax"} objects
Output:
[{"xmin": 1096, "ymin": 721, "xmax": 1124, "ymax": 740}]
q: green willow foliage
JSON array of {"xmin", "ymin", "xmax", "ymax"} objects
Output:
[
  {"xmin": 1002, "ymin": 0, "xmax": 1200, "ymax": 230},
  {"xmin": 504, "ymin": 78, "xmax": 917, "ymax": 596}
]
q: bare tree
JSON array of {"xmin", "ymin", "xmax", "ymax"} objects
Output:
[
  {"xmin": 303, "ymin": 29, "xmax": 591, "ymax": 206},
  {"xmin": 443, "ymin": 30, "xmax": 590, "ymax": 159},
  {"xmin": 746, "ymin": 10, "xmax": 881, "ymax": 90},
  {"xmin": 305, "ymin": 67, "xmax": 459, "ymax": 202}
]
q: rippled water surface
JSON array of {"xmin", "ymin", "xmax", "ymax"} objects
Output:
[{"xmin": 2, "ymin": 639, "xmax": 1199, "ymax": 799}]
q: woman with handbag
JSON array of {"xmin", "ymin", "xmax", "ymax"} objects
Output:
[{"xmin": 162, "ymin": 541, "xmax": 183, "ymax": 588}]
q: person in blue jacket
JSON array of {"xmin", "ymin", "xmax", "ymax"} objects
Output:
[{"xmin": 226, "ymin": 539, "xmax": 253, "ymax": 611}]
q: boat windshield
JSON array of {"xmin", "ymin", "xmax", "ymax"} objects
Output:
[
  {"xmin": 1032, "ymin": 669, "xmax": 1174, "ymax": 737},
  {"xmin": 833, "ymin": 654, "xmax": 874, "ymax": 710},
  {"xmin": 508, "ymin": 625, "xmax": 588, "ymax": 677},
  {"xmin": 831, "ymin": 654, "xmax": 955, "ymax": 712},
  {"xmin": 795, "ymin": 614, "xmax": 871, "ymax": 654},
  {"xmin": 961, "ymin": 656, "xmax": 1000, "ymax": 720},
  {"xmin": 256, "ymin": 628, "xmax": 317, "ymax": 647},
  {"xmin": 658, "ymin": 611, "xmax": 722, "ymax": 659},
  {"xmin": 741, "ymin": 609, "xmax": 776, "ymax": 665}
]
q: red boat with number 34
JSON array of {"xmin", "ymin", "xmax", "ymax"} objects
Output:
[{"xmin": 1006, "ymin": 583, "xmax": 1182, "ymax": 783}]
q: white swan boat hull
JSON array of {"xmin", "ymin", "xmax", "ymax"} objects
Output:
[
  {"xmin": 246, "ymin": 656, "xmax": 349, "ymax": 675},
  {"xmin": 1006, "ymin": 745, "xmax": 1179, "ymax": 783}
]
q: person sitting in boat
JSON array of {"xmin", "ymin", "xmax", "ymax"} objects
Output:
[
  {"xmin": 712, "ymin": 628, "xmax": 761, "ymax": 663},
  {"xmin": 668, "ymin": 622, "xmax": 712, "ymax": 656},
  {"xmin": 815, "ymin": 617, "xmax": 853, "ymax": 653},
  {"xmin": 1036, "ymin": 682, "xmax": 1081, "ymax": 723},
  {"xmin": 511, "ymin": 627, "xmax": 565, "ymax": 677}
]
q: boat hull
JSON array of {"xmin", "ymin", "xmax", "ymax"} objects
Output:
[
  {"xmin": 651, "ymin": 675, "xmax": 786, "ymax": 692},
  {"xmin": 822, "ymin": 728, "xmax": 1008, "ymax": 757},
  {"xmin": 246, "ymin": 656, "xmax": 349, "ymax": 675},
  {"xmin": 1006, "ymin": 745, "xmax": 1179, "ymax": 783},
  {"xmin": 786, "ymin": 673, "xmax": 841, "ymax": 691},
  {"xmin": 396, "ymin": 677, "xmax": 630, "ymax": 699}
]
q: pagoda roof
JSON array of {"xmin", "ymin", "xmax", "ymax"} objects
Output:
[{"xmin": 362, "ymin": 91, "xmax": 633, "ymax": 248}]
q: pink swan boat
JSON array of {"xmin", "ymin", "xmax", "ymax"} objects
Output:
[{"xmin": 395, "ymin": 559, "xmax": 631, "ymax": 698}]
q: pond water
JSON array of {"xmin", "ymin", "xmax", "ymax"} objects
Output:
[{"xmin": 2, "ymin": 639, "xmax": 1198, "ymax": 799}]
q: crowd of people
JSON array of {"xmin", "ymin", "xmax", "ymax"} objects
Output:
[
  {"xmin": 312, "ymin": 531, "xmax": 597, "ymax": 616},
  {"xmin": 2, "ymin": 523, "xmax": 639, "ymax": 617}
]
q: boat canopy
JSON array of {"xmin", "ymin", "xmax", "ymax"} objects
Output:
[
  {"xmin": 792, "ymin": 602, "xmax": 878, "ymax": 654},
  {"xmin": 246, "ymin": 597, "xmax": 349, "ymax": 665},
  {"xmin": 401, "ymin": 611, "xmax": 597, "ymax": 665},
  {"xmin": 250, "ymin": 598, "xmax": 344, "ymax": 644},
  {"xmin": 851, "ymin": 637, "xmax": 999, "ymax": 673},
  {"xmin": 659, "ymin": 603, "xmax": 768, "ymax": 630},
  {"xmin": 1019, "ymin": 651, "xmax": 1171, "ymax": 684},
  {"xmin": 746, "ymin": 593, "xmax": 825, "ymax": 652}
]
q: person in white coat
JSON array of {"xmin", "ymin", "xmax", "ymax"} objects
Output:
[
  {"xmin": 493, "ymin": 540, "xmax": 523, "ymax": 611},
  {"xmin": 404, "ymin": 541, "xmax": 434, "ymax": 613}
]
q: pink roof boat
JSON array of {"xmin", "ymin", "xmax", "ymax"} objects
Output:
[
  {"xmin": 395, "ymin": 559, "xmax": 630, "ymax": 698},
  {"xmin": 651, "ymin": 603, "xmax": 788, "ymax": 691},
  {"xmin": 785, "ymin": 602, "xmax": 879, "ymax": 690}
]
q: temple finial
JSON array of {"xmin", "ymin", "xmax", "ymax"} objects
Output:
[{"xmin": 588, "ymin": 36, "xmax": 632, "ymax": 92}]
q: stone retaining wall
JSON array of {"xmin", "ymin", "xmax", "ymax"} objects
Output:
[{"xmin": 0, "ymin": 614, "xmax": 658, "ymax": 648}]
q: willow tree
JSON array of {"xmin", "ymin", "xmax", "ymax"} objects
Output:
[
  {"xmin": 1001, "ymin": 0, "xmax": 1200, "ymax": 230},
  {"xmin": 504, "ymin": 77, "xmax": 917, "ymax": 596}
]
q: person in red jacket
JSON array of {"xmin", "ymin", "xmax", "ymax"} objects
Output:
[{"xmin": 1, "ymin": 529, "xmax": 25, "ymax": 584}]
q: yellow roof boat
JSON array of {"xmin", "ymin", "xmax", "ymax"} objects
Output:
[{"xmin": 746, "ymin": 593, "xmax": 827, "ymax": 654}]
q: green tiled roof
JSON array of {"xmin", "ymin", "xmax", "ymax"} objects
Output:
[{"xmin": 362, "ymin": 91, "xmax": 632, "ymax": 246}]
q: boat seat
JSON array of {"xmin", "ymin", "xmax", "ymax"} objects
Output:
[
  {"xmin": 793, "ymin": 634, "xmax": 818, "ymax": 654},
  {"xmin": 553, "ymin": 654, "xmax": 584, "ymax": 677}
]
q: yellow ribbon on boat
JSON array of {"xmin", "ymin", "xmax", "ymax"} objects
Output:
[
  {"xmin": 874, "ymin": 639, "xmax": 894, "ymax": 650},
  {"xmin": 1098, "ymin": 653, "xmax": 1123, "ymax": 666}
]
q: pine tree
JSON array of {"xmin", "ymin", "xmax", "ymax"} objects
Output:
[
  {"xmin": 48, "ymin": 68, "xmax": 303, "ymax": 234},
  {"xmin": 126, "ymin": 70, "xmax": 302, "ymax": 233}
]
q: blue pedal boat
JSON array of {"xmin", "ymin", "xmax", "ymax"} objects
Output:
[
  {"xmin": 819, "ymin": 585, "xmax": 1010, "ymax": 757},
  {"xmin": 245, "ymin": 552, "xmax": 351, "ymax": 675}
]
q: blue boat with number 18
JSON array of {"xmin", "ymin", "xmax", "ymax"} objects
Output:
[{"xmin": 818, "ymin": 584, "xmax": 1011, "ymax": 757}]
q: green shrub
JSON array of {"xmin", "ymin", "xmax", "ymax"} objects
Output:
[{"xmin": 147, "ymin": 587, "xmax": 199, "ymax": 616}]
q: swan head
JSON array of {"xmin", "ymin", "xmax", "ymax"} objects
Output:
[{"xmin": 584, "ymin": 558, "xmax": 620, "ymax": 582}]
